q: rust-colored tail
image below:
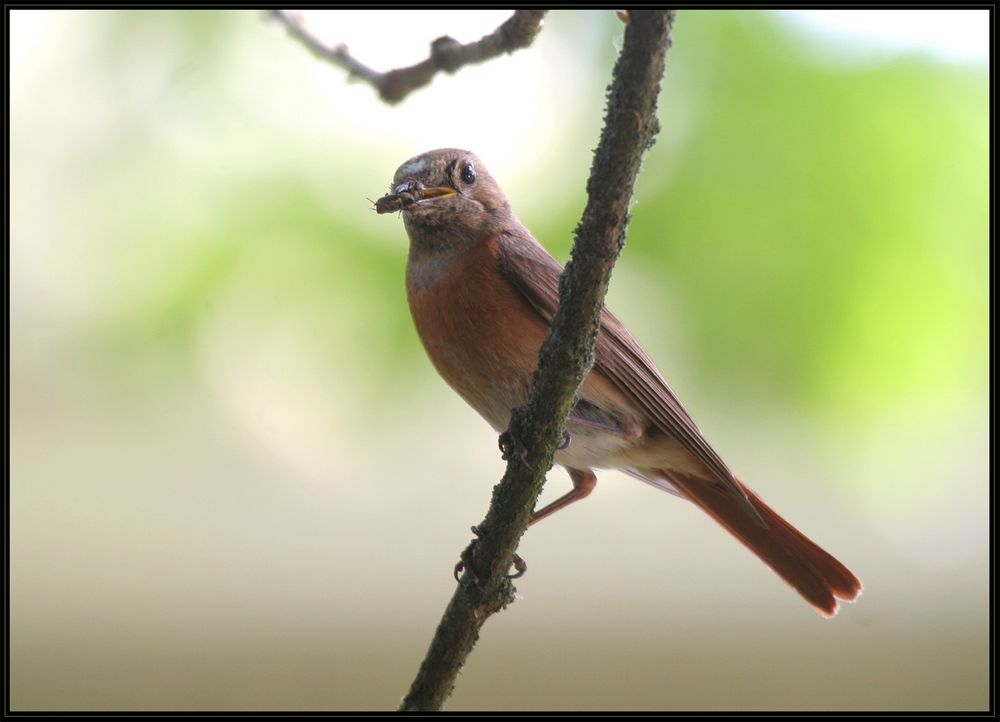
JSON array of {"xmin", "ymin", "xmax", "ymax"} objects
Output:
[{"xmin": 661, "ymin": 470, "xmax": 862, "ymax": 617}]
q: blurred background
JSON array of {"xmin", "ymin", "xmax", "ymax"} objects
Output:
[{"xmin": 9, "ymin": 9, "xmax": 988, "ymax": 712}]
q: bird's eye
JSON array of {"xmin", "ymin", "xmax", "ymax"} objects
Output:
[{"xmin": 460, "ymin": 163, "xmax": 476, "ymax": 185}]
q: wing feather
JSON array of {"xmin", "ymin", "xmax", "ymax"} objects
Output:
[{"xmin": 495, "ymin": 230, "xmax": 743, "ymax": 491}]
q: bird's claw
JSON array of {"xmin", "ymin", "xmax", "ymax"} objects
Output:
[
  {"xmin": 454, "ymin": 552, "xmax": 480, "ymax": 585},
  {"xmin": 557, "ymin": 429, "xmax": 572, "ymax": 450},
  {"xmin": 498, "ymin": 429, "xmax": 534, "ymax": 471},
  {"xmin": 454, "ymin": 525, "xmax": 483, "ymax": 586},
  {"xmin": 508, "ymin": 552, "xmax": 527, "ymax": 579},
  {"xmin": 453, "ymin": 525, "xmax": 528, "ymax": 584}
]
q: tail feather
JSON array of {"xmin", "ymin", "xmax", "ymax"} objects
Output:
[{"xmin": 657, "ymin": 469, "xmax": 862, "ymax": 617}]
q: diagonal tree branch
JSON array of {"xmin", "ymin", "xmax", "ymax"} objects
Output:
[
  {"xmin": 270, "ymin": 10, "xmax": 548, "ymax": 104},
  {"xmin": 399, "ymin": 9, "xmax": 677, "ymax": 712}
]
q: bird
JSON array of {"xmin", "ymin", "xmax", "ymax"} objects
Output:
[{"xmin": 378, "ymin": 147, "xmax": 862, "ymax": 617}]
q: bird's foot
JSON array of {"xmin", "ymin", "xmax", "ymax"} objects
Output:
[
  {"xmin": 453, "ymin": 535, "xmax": 480, "ymax": 585},
  {"xmin": 508, "ymin": 550, "xmax": 528, "ymax": 579},
  {"xmin": 498, "ymin": 428, "xmax": 534, "ymax": 471},
  {"xmin": 453, "ymin": 525, "xmax": 528, "ymax": 585}
]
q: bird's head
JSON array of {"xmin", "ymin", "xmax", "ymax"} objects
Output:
[{"xmin": 379, "ymin": 148, "xmax": 513, "ymax": 247}]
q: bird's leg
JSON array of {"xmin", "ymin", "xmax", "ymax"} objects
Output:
[
  {"xmin": 454, "ymin": 466, "xmax": 597, "ymax": 582},
  {"xmin": 528, "ymin": 468, "xmax": 598, "ymax": 526}
]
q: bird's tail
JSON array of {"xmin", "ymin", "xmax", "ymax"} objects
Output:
[{"xmin": 654, "ymin": 469, "xmax": 862, "ymax": 617}]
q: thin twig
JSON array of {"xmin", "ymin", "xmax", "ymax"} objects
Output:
[
  {"xmin": 270, "ymin": 10, "xmax": 548, "ymax": 105},
  {"xmin": 399, "ymin": 9, "xmax": 677, "ymax": 711}
]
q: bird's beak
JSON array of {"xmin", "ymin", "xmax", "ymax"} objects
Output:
[
  {"xmin": 398, "ymin": 186, "xmax": 457, "ymax": 214},
  {"xmin": 375, "ymin": 183, "xmax": 457, "ymax": 215},
  {"xmin": 414, "ymin": 186, "xmax": 457, "ymax": 200}
]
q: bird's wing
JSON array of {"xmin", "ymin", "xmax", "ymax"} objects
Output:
[{"xmin": 495, "ymin": 229, "xmax": 743, "ymax": 492}]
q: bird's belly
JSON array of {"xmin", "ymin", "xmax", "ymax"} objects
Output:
[
  {"xmin": 407, "ymin": 240, "xmax": 645, "ymax": 469},
  {"xmin": 557, "ymin": 375, "xmax": 645, "ymax": 469},
  {"xmin": 554, "ymin": 423, "xmax": 635, "ymax": 470},
  {"xmin": 407, "ymin": 242, "xmax": 549, "ymax": 431}
]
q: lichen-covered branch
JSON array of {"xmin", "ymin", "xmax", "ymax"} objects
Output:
[
  {"xmin": 399, "ymin": 9, "xmax": 676, "ymax": 712},
  {"xmin": 270, "ymin": 10, "xmax": 547, "ymax": 105}
]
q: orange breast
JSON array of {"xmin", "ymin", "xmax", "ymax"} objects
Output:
[{"xmin": 406, "ymin": 238, "xmax": 549, "ymax": 431}]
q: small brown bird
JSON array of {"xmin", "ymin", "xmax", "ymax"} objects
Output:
[{"xmin": 380, "ymin": 148, "xmax": 862, "ymax": 617}]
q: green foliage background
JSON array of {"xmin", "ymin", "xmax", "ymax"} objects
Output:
[{"xmin": 10, "ymin": 10, "xmax": 988, "ymax": 711}]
